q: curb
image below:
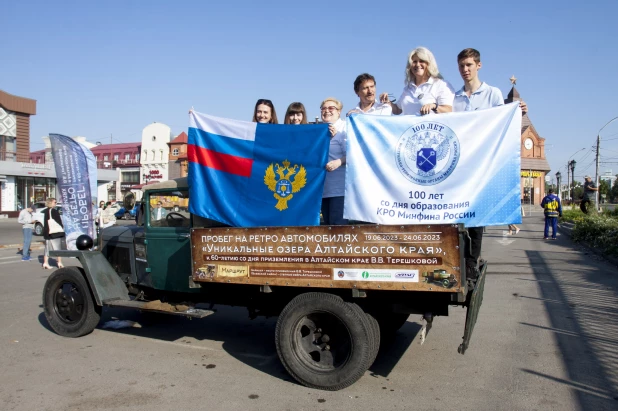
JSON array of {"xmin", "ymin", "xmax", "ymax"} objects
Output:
[{"xmin": 558, "ymin": 223, "xmax": 618, "ymax": 268}]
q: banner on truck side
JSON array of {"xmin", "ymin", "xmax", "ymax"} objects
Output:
[
  {"xmin": 191, "ymin": 225, "xmax": 462, "ymax": 292},
  {"xmin": 49, "ymin": 133, "xmax": 96, "ymax": 250},
  {"xmin": 344, "ymin": 103, "xmax": 522, "ymax": 227}
]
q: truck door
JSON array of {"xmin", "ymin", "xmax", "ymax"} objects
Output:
[{"xmin": 144, "ymin": 190, "xmax": 194, "ymax": 292}]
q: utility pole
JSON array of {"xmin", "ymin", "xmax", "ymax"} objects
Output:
[
  {"xmin": 566, "ymin": 162, "xmax": 570, "ymax": 207},
  {"xmin": 595, "ymin": 134, "xmax": 600, "ymax": 210}
]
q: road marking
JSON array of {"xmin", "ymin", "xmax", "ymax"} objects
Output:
[
  {"xmin": 0, "ymin": 260, "xmax": 23, "ymax": 265},
  {"xmin": 0, "ymin": 256, "xmax": 22, "ymax": 260}
]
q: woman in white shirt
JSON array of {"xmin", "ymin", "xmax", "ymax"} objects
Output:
[
  {"xmin": 380, "ymin": 46, "xmax": 455, "ymax": 116},
  {"xmin": 320, "ymin": 97, "xmax": 347, "ymax": 225}
]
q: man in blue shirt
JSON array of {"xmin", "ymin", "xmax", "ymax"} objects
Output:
[
  {"xmin": 540, "ymin": 189, "xmax": 562, "ymax": 240},
  {"xmin": 453, "ymin": 48, "xmax": 527, "ymax": 283}
]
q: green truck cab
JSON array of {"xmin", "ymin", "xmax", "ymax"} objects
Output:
[{"xmin": 43, "ymin": 177, "xmax": 486, "ymax": 391}]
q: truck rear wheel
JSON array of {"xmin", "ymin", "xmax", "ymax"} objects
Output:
[
  {"xmin": 43, "ymin": 267, "xmax": 100, "ymax": 338},
  {"xmin": 347, "ymin": 303, "xmax": 380, "ymax": 366},
  {"xmin": 275, "ymin": 293, "xmax": 373, "ymax": 391}
]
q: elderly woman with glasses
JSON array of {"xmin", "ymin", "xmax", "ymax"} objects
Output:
[
  {"xmin": 320, "ymin": 97, "xmax": 347, "ymax": 225},
  {"xmin": 252, "ymin": 99, "xmax": 279, "ymax": 124},
  {"xmin": 284, "ymin": 102, "xmax": 308, "ymax": 125},
  {"xmin": 380, "ymin": 46, "xmax": 454, "ymax": 116}
]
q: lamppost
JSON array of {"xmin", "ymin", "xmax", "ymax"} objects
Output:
[
  {"xmin": 566, "ymin": 148, "xmax": 586, "ymax": 208},
  {"xmin": 142, "ymin": 173, "xmax": 150, "ymax": 185},
  {"xmin": 555, "ymin": 171, "xmax": 562, "ymax": 200},
  {"xmin": 595, "ymin": 116, "xmax": 618, "ymax": 209}
]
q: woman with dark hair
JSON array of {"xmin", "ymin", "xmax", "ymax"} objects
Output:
[
  {"xmin": 42, "ymin": 197, "xmax": 65, "ymax": 269},
  {"xmin": 252, "ymin": 99, "xmax": 278, "ymax": 124},
  {"xmin": 284, "ymin": 102, "xmax": 308, "ymax": 125}
]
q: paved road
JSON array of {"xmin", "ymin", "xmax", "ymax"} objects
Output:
[
  {"xmin": 1, "ymin": 214, "xmax": 617, "ymax": 410},
  {"xmin": 0, "ymin": 218, "xmax": 135, "ymax": 247}
]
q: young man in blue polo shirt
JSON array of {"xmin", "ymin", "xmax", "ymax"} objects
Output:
[{"xmin": 453, "ymin": 48, "xmax": 527, "ymax": 283}]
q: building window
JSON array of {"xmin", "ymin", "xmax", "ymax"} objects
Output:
[
  {"xmin": 136, "ymin": 153, "xmax": 140, "ymax": 161},
  {"xmin": 151, "ymin": 150, "xmax": 155, "ymax": 161},
  {"xmin": 172, "ymin": 148, "xmax": 179, "ymax": 156},
  {"xmin": 121, "ymin": 171, "xmax": 140, "ymax": 183},
  {"xmin": 113, "ymin": 153, "xmax": 119, "ymax": 161},
  {"xmin": 124, "ymin": 153, "xmax": 130, "ymax": 161},
  {"xmin": 104, "ymin": 155, "xmax": 109, "ymax": 161}
]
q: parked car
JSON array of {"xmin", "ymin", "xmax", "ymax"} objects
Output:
[
  {"xmin": 114, "ymin": 201, "xmax": 141, "ymax": 220},
  {"xmin": 32, "ymin": 205, "xmax": 63, "ymax": 236}
]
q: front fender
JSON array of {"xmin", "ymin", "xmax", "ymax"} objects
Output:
[{"xmin": 49, "ymin": 250, "xmax": 130, "ymax": 306}]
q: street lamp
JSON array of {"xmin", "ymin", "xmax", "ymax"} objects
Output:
[
  {"xmin": 142, "ymin": 173, "xmax": 150, "ymax": 185},
  {"xmin": 567, "ymin": 148, "xmax": 585, "ymax": 208},
  {"xmin": 555, "ymin": 171, "xmax": 561, "ymax": 200},
  {"xmin": 595, "ymin": 116, "xmax": 618, "ymax": 208}
]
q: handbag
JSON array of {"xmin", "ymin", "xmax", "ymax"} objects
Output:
[{"xmin": 48, "ymin": 209, "xmax": 64, "ymax": 234}]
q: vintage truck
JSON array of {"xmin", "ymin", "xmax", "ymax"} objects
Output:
[{"xmin": 43, "ymin": 177, "xmax": 486, "ymax": 391}]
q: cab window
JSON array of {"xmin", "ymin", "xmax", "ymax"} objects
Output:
[{"xmin": 148, "ymin": 191, "xmax": 190, "ymax": 228}]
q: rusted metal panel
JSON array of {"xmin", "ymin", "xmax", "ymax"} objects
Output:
[{"xmin": 191, "ymin": 225, "xmax": 463, "ymax": 293}]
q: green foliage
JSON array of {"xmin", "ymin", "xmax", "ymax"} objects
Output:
[
  {"xmin": 560, "ymin": 209, "xmax": 586, "ymax": 223},
  {"xmin": 567, "ymin": 211, "xmax": 618, "ymax": 257}
]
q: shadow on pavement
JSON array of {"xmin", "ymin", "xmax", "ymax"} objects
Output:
[
  {"xmin": 523, "ymin": 249, "xmax": 618, "ymax": 408},
  {"xmin": 38, "ymin": 304, "xmax": 424, "ymax": 386}
]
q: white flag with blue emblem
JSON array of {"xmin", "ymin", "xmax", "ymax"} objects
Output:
[{"xmin": 345, "ymin": 102, "xmax": 522, "ymax": 227}]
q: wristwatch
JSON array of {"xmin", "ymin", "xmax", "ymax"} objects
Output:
[{"xmin": 433, "ymin": 103, "xmax": 438, "ymax": 112}]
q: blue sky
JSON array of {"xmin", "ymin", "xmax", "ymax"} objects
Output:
[{"xmin": 4, "ymin": 0, "xmax": 618, "ymax": 182}]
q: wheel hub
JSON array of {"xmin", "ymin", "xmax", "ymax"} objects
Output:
[{"xmin": 54, "ymin": 282, "xmax": 85, "ymax": 324}]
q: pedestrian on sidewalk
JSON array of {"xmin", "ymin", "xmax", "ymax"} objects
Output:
[
  {"xmin": 17, "ymin": 205, "xmax": 34, "ymax": 261},
  {"xmin": 541, "ymin": 189, "xmax": 562, "ymax": 240},
  {"xmin": 580, "ymin": 175, "xmax": 598, "ymax": 214}
]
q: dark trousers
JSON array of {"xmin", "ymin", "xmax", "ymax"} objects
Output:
[
  {"xmin": 544, "ymin": 217, "xmax": 558, "ymax": 239},
  {"xmin": 580, "ymin": 198, "xmax": 591, "ymax": 214},
  {"xmin": 464, "ymin": 227, "xmax": 483, "ymax": 267},
  {"xmin": 321, "ymin": 196, "xmax": 348, "ymax": 225}
]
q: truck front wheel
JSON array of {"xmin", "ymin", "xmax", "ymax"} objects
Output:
[
  {"xmin": 43, "ymin": 267, "xmax": 101, "ymax": 338},
  {"xmin": 275, "ymin": 293, "xmax": 373, "ymax": 391}
]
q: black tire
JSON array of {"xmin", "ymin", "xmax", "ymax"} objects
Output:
[
  {"xmin": 34, "ymin": 223, "xmax": 43, "ymax": 236},
  {"xmin": 347, "ymin": 303, "xmax": 380, "ymax": 366},
  {"xmin": 124, "ymin": 212, "xmax": 130, "ymax": 220},
  {"xmin": 275, "ymin": 293, "xmax": 373, "ymax": 391},
  {"xmin": 42, "ymin": 267, "xmax": 100, "ymax": 338}
]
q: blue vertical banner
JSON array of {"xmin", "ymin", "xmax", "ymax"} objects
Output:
[{"xmin": 49, "ymin": 134, "xmax": 95, "ymax": 249}]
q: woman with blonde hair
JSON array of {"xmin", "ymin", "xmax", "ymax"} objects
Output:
[
  {"xmin": 320, "ymin": 97, "xmax": 347, "ymax": 225},
  {"xmin": 284, "ymin": 102, "xmax": 308, "ymax": 125},
  {"xmin": 42, "ymin": 197, "xmax": 64, "ymax": 269},
  {"xmin": 252, "ymin": 99, "xmax": 278, "ymax": 124},
  {"xmin": 380, "ymin": 46, "xmax": 455, "ymax": 116}
]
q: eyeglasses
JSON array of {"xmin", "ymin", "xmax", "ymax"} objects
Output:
[
  {"xmin": 320, "ymin": 106, "xmax": 339, "ymax": 112},
  {"xmin": 257, "ymin": 99, "xmax": 272, "ymax": 105}
]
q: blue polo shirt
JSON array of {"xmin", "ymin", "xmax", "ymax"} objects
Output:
[{"xmin": 453, "ymin": 82, "xmax": 504, "ymax": 112}]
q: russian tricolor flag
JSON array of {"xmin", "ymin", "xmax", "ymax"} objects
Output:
[{"xmin": 188, "ymin": 111, "xmax": 330, "ymax": 227}]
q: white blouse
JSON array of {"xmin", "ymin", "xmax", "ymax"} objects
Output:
[{"xmin": 397, "ymin": 77, "xmax": 455, "ymax": 115}]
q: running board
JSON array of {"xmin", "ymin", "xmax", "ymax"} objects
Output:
[{"xmin": 104, "ymin": 299, "xmax": 215, "ymax": 319}]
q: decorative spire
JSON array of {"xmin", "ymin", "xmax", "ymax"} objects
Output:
[{"xmin": 510, "ymin": 75, "xmax": 517, "ymax": 85}]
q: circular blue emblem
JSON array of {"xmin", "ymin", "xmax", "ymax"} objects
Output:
[
  {"xmin": 276, "ymin": 179, "xmax": 292, "ymax": 197},
  {"xmin": 395, "ymin": 122, "xmax": 460, "ymax": 186}
]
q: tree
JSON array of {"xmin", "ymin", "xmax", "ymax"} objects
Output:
[{"xmin": 611, "ymin": 176, "xmax": 618, "ymax": 203}]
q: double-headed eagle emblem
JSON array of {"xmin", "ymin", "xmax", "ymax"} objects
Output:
[{"xmin": 264, "ymin": 160, "xmax": 307, "ymax": 211}]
